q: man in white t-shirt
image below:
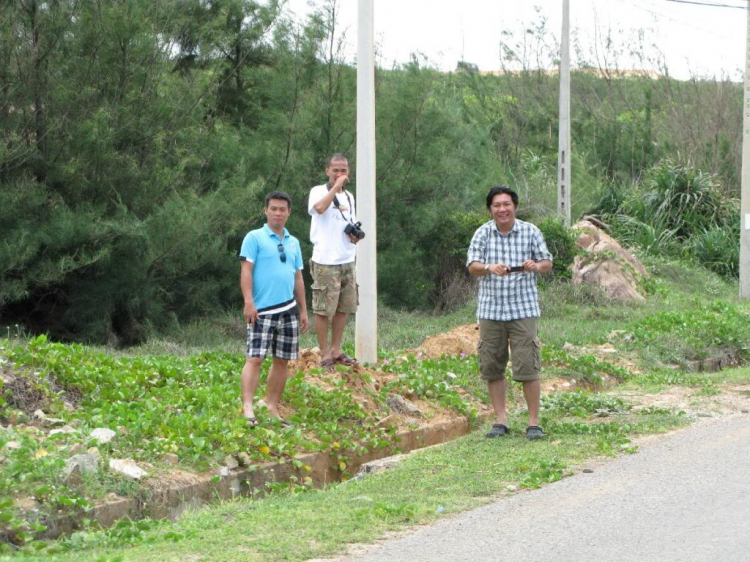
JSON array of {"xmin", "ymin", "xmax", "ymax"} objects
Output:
[{"xmin": 308, "ymin": 153, "xmax": 361, "ymax": 370}]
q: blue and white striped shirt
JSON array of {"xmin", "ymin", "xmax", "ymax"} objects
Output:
[{"xmin": 466, "ymin": 219, "xmax": 553, "ymax": 321}]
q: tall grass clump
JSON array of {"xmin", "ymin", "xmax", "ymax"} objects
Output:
[{"xmin": 591, "ymin": 161, "xmax": 739, "ymax": 278}]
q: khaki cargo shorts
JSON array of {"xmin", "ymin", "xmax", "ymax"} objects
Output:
[
  {"xmin": 310, "ymin": 260, "xmax": 358, "ymax": 317},
  {"xmin": 478, "ymin": 317, "xmax": 541, "ymax": 382}
]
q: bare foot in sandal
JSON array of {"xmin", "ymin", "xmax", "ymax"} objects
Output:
[{"xmin": 333, "ymin": 353, "xmax": 358, "ymax": 366}]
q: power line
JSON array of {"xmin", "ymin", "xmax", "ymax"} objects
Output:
[
  {"xmin": 613, "ymin": 0, "xmax": 733, "ymax": 41},
  {"xmin": 666, "ymin": 0, "xmax": 747, "ymax": 9}
]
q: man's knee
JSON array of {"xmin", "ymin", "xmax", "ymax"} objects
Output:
[{"xmin": 245, "ymin": 356, "xmax": 263, "ymax": 367}]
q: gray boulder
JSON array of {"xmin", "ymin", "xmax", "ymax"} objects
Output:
[
  {"xmin": 62, "ymin": 453, "xmax": 100, "ymax": 484},
  {"xmin": 386, "ymin": 394, "xmax": 422, "ymax": 417}
]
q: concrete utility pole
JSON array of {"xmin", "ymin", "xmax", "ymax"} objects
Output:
[
  {"xmin": 355, "ymin": 0, "xmax": 378, "ymax": 362},
  {"xmin": 741, "ymin": 2, "xmax": 750, "ymax": 299},
  {"xmin": 557, "ymin": 0, "xmax": 571, "ymax": 226}
]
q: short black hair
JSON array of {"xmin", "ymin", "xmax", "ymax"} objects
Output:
[
  {"xmin": 264, "ymin": 190, "xmax": 292, "ymax": 209},
  {"xmin": 326, "ymin": 153, "xmax": 348, "ymax": 167},
  {"xmin": 486, "ymin": 185, "xmax": 518, "ymax": 209}
]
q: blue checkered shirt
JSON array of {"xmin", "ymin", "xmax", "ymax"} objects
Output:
[{"xmin": 466, "ymin": 219, "xmax": 553, "ymax": 321}]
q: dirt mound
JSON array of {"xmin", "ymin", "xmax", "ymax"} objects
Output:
[
  {"xmin": 289, "ymin": 349, "xmax": 393, "ymax": 392},
  {"xmin": 285, "ymin": 344, "xmax": 481, "ymax": 428},
  {"xmin": 407, "ymin": 324, "xmax": 479, "ymax": 359},
  {"xmin": 572, "ymin": 220, "xmax": 648, "ymax": 301},
  {"xmin": 0, "ymin": 359, "xmax": 82, "ymax": 418}
]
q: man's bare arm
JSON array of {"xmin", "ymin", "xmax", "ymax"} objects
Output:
[
  {"xmin": 240, "ymin": 260, "xmax": 257, "ymax": 324},
  {"xmin": 294, "ymin": 270, "xmax": 308, "ymax": 333},
  {"xmin": 312, "ymin": 175, "xmax": 348, "ymax": 215}
]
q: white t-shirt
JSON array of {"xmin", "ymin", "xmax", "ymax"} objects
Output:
[{"xmin": 308, "ymin": 183, "xmax": 357, "ymax": 265}]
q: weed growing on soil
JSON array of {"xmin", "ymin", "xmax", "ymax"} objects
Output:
[
  {"xmin": 0, "ymin": 336, "xmax": 407, "ymax": 549},
  {"xmin": 625, "ymin": 299, "xmax": 750, "ymax": 363},
  {"xmin": 379, "ymin": 355, "xmax": 481, "ymax": 420},
  {"xmin": 628, "ymin": 367, "xmax": 717, "ymax": 392},
  {"xmin": 543, "ymin": 348, "xmax": 635, "ymax": 385},
  {"xmin": 519, "ymin": 459, "xmax": 568, "ymax": 489},
  {"xmin": 542, "ymin": 391, "xmax": 630, "ymax": 418}
]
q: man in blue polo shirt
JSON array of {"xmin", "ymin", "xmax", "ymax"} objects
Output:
[
  {"xmin": 239, "ymin": 191, "xmax": 308, "ymax": 427},
  {"xmin": 467, "ymin": 185, "xmax": 553, "ymax": 440}
]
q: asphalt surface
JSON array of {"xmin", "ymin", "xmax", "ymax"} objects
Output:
[{"xmin": 336, "ymin": 414, "xmax": 750, "ymax": 562}]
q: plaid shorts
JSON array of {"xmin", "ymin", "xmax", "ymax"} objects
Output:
[{"xmin": 246, "ymin": 310, "xmax": 300, "ymax": 360}]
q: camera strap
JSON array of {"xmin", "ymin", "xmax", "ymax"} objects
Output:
[{"xmin": 332, "ymin": 190, "xmax": 355, "ymax": 225}]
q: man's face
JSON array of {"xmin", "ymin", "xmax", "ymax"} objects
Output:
[
  {"xmin": 265, "ymin": 198, "xmax": 291, "ymax": 230},
  {"xmin": 326, "ymin": 159, "xmax": 349, "ymax": 185},
  {"xmin": 490, "ymin": 193, "xmax": 517, "ymax": 230}
]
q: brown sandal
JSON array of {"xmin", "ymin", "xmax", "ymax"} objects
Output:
[
  {"xmin": 334, "ymin": 353, "xmax": 358, "ymax": 366},
  {"xmin": 320, "ymin": 358, "xmax": 336, "ymax": 371}
]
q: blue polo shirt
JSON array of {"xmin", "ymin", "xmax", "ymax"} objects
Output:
[{"xmin": 239, "ymin": 224, "xmax": 303, "ymax": 314}]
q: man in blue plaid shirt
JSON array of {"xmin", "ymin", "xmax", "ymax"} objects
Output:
[{"xmin": 467, "ymin": 186, "xmax": 553, "ymax": 440}]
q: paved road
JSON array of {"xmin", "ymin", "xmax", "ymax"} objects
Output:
[{"xmin": 337, "ymin": 414, "xmax": 750, "ymax": 562}]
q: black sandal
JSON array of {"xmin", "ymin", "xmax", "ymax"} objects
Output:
[
  {"xmin": 485, "ymin": 423, "xmax": 509, "ymax": 438},
  {"xmin": 525, "ymin": 425, "xmax": 545, "ymax": 440}
]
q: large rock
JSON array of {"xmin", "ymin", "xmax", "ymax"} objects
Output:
[
  {"xmin": 572, "ymin": 220, "xmax": 647, "ymax": 301},
  {"xmin": 348, "ymin": 454, "xmax": 407, "ymax": 483},
  {"xmin": 109, "ymin": 458, "xmax": 147, "ymax": 480},
  {"xmin": 386, "ymin": 394, "xmax": 422, "ymax": 418},
  {"xmin": 49, "ymin": 425, "xmax": 76, "ymax": 437},
  {"xmin": 62, "ymin": 453, "xmax": 100, "ymax": 485},
  {"xmin": 90, "ymin": 428, "xmax": 116, "ymax": 444}
]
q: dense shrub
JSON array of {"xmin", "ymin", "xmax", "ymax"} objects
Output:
[
  {"xmin": 591, "ymin": 161, "xmax": 739, "ymax": 278},
  {"xmin": 537, "ymin": 217, "xmax": 579, "ymax": 279},
  {"xmin": 689, "ymin": 226, "xmax": 740, "ymax": 279}
]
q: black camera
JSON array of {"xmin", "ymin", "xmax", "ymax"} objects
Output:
[{"xmin": 344, "ymin": 221, "xmax": 365, "ymax": 240}]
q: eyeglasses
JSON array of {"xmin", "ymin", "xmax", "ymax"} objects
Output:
[{"xmin": 277, "ymin": 243, "xmax": 286, "ymax": 263}]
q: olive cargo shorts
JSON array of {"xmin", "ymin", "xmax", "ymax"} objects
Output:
[
  {"xmin": 310, "ymin": 261, "xmax": 358, "ymax": 317},
  {"xmin": 478, "ymin": 317, "xmax": 541, "ymax": 382}
]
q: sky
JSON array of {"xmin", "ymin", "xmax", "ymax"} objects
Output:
[{"xmin": 284, "ymin": 0, "xmax": 748, "ymax": 80}]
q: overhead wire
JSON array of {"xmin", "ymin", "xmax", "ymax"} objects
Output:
[
  {"xmin": 665, "ymin": 0, "xmax": 747, "ymax": 8},
  {"xmin": 610, "ymin": 0, "xmax": 737, "ymax": 41}
]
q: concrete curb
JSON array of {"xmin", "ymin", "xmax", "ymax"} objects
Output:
[{"xmin": 42, "ymin": 412, "xmax": 492, "ymax": 539}]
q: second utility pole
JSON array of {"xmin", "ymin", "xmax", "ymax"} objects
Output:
[{"xmin": 557, "ymin": 0, "xmax": 571, "ymax": 226}]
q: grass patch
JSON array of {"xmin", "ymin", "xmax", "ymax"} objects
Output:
[
  {"xmin": 13, "ymin": 390, "xmax": 688, "ymax": 561},
  {"xmin": 701, "ymin": 367, "xmax": 750, "ymax": 386}
]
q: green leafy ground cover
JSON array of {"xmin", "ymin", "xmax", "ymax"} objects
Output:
[
  {"xmin": 2, "ymin": 259, "xmax": 750, "ymax": 559},
  {"xmin": 1, "ymin": 390, "xmax": 695, "ymax": 561}
]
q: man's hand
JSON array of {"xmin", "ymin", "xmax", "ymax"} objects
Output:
[
  {"xmin": 348, "ymin": 233, "xmax": 360, "ymax": 244},
  {"xmin": 333, "ymin": 174, "xmax": 349, "ymax": 192},
  {"xmin": 522, "ymin": 259, "xmax": 552, "ymax": 273},
  {"xmin": 486, "ymin": 263, "xmax": 511, "ymax": 277},
  {"xmin": 299, "ymin": 313, "xmax": 309, "ymax": 333},
  {"xmin": 244, "ymin": 301, "xmax": 258, "ymax": 324}
]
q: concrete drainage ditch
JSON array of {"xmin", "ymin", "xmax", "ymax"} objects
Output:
[{"xmin": 40, "ymin": 412, "xmax": 491, "ymax": 540}]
